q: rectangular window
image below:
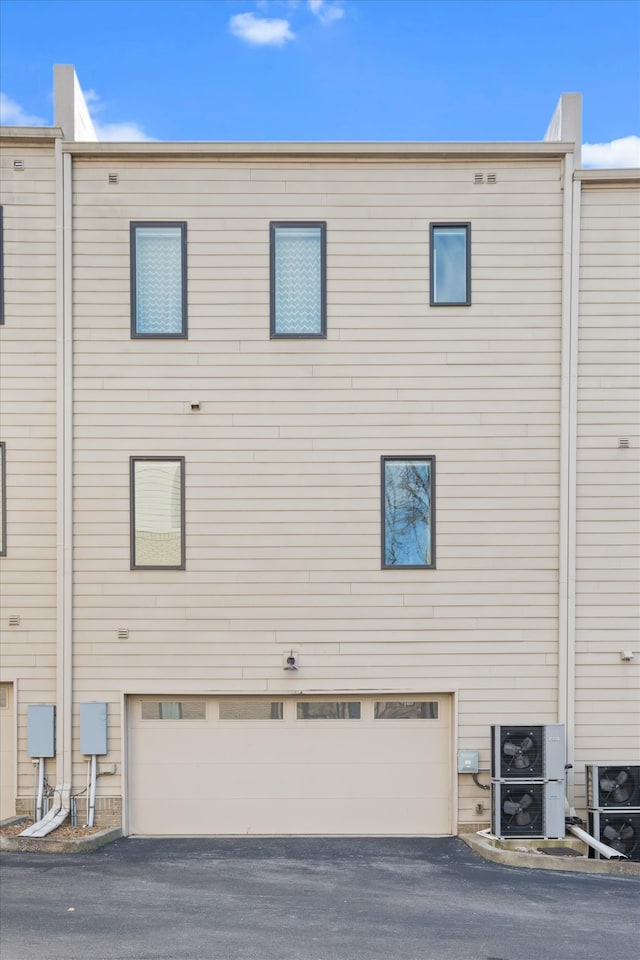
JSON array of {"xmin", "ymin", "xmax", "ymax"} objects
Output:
[
  {"xmin": 131, "ymin": 222, "xmax": 187, "ymax": 337},
  {"xmin": 130, "ymin": 457, "xmax": 185, "ymax": 569},
  {"xmin": 270, "ymin": 222, "xmax": 326, "ymax": 337},
  {"xmin": 141, "ymin": 700, "xmax": 206, "ymax": 720},
  {"xmin": 219, "ymin": 700, "xmax": 284, "ymax": 721},
  {"xmin": 430, "ymin": 223, "xmax": 470, "ymax": 306},
  {"xmin": 382, "ymin": 456, "xmax": 435, "ymax": 569},
  {"xmin": 0, "ymin": 442, "xmax": 5, "ymax": 556},
  {"xmin": 374, "ymin": 701, "xmax": 439, "ymax": 720},
  {"xmin": 296, "ymin": 701, "xmax": 361, "ymax": 719}
]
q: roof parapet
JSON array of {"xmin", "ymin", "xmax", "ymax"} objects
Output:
[
  {"xmin": 544, "ymin": 93, "xmax": 582, "ymax": 167},
  {"xmin": 53, "ymin": 65, "xmax": 97, "ymax": 142}
]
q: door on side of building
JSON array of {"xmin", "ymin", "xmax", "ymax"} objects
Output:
[
  {"xmin": 0, "ymin": 683, "xmax": 15, "ymax": 821},
  {"xmin": 128, "ymin": 695, "xmax": 451, "ymax": 836}
]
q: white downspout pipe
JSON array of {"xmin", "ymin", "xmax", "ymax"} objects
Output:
[
  {"xmin": 558, "ymin": 154, "xmax": 581, "ymax": 808},
  {"xmin": 567, "ymin": 823, "xmax": 627, "ymax": 860},
  {"xmin": 55, "ymin": 141, "xmax": 74, "ymax": 811}
]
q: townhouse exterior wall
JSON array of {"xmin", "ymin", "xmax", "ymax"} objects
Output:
[{"xmin": 1, "ymin": 78, "xmax": 638, "ymax": 836}]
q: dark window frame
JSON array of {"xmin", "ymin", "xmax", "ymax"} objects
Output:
[
  {"xmin": 381, "ymin": 455, "xmax": 436, "ymax": 570},
  {"xmin": 270, "ymin": 221, "xmax": 327, "ymax": 338},
  {"xmin": 130, "ymin": 222, "xmax": 188, "ymax": 339},
  {"xmin": 0, "ymin": 442, "xmax": 6, "ymax": 556},
  {"xmin": 130, "ymin": 456, "xmax": 186, "ymax": 570},
  {"xmin": 429, "ymin": 222, "xmax": 471, "ymax": 307}
]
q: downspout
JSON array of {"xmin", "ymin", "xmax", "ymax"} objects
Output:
[
  {"xmin": 22, "ymin": 143, "xmax": 74, "ymax": 839},
  {"xmin": 558, "ymin": 156, "xmax": 581, "ymax": 808},
  {"xmin": 56, "ymin": 140, "xmax": 74, "ymax": 808}
]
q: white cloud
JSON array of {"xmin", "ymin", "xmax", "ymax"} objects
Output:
[
  {"xmin": 582, "ymin": 136, "xmax": 640, "ymax": 169},
  {"xmin": 308, "ymin": 0, "xmax": 344, "ymax": 24},
  {"xmin": 230, "ymin": 12, "xmax": 294, "ymax": 45},
  {"xmin": 84, "ymin": 89, "xmax": 153, "ymax": 141},
  {"xmin": 0, "ymin": 92, "xmax": 45, "ymax": 125},
  {"xmin": 91, "ymin": 121, "xmax": 153, "ymax": 142}
]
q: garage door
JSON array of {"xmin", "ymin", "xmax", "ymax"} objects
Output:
[{"xmin": 129, "ymin": 695, "xmax": 451, "ymax": 836}]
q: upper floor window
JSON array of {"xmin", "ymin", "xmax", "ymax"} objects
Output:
[
  {"xmin": 430, "ymin": 223, "xmax": 470, "ymax": 306},
  {"xmin": 0, "ymin": 443, "xmax": 5, "ymax": 556},
  {"xmin": 130, "ymin": 457, "xmax": 185, "ymax": 569},
  {"xmin": 382, "ymin": 456, "xmax": 435, "ymax": 569},
  {"xmin": 270, "ymin": 222, "xmax": 326, "ymax": 337},
  {"xmin": 131, "ymin": 223, "xmax": 187, "ymax": 337}
]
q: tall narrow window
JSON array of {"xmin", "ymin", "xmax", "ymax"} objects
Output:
[
  {"xmin": 131, "ymin": 223, "xmax": 187, "ymax": 337},
  {"xmin": 130, "ymin": 457, "xmax": 185, "ymax": 569},
  {"xmin": 382, "ymin": 456, "xmax": 435, "ymax": 569},
  {"xmin": 270, "ymin": 222, "xmax": 326, "ymax": 337},
  {"xmin": 0, "ymin": 443, "xmax": 5, "ymax": 556},
  {"xmin": 430, "ymin": 223, "xmax": 471, "ymax": 306}
]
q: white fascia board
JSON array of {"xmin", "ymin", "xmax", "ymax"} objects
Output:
[
  {"xmin": 575, "ymin": 168, "xmax": 640, "ymax": 183},
  {"xmin": 61, "ymin": 140, "xmax": 575, "ymax": 160}
]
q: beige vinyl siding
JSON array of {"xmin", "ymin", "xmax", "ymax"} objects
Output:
[
  {"xmin": 574, "ymin": 181, "xmax": 640, "ymax": 809},
  {"xmin": 70, "ymin": 156, "xmax": 564, "ymax": 828},
  {"xmin": 0, "ymin": 137, "xmax": 58, "ymax": 807}
]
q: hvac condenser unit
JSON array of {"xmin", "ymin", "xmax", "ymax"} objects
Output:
[
  {"xmin": 588, "ymin": 811, "xmax": 640, "ymax": 861},
  {"xmin": 491, "ymin": 781, "xmax": 565, "ymax": 839},
  {"xmin": 585, "ymin": 764, "xmax": 640, "ymax": 810},
  {"xmin": 491, "ymin": 724, "xmax": 565, "ymax": 780}
]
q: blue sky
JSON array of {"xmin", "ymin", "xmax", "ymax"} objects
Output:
[{"xmin": 1, "ymin": 0, "xmax": 639, "ymax": 165}]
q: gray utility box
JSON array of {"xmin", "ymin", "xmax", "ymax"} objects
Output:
[
  {"xmin": 80, "ymin": 702, "xmax": 108, "ymax": 755},
  {"xmin": 27, "ymin": 704, "xmax": 56, "ymax": 757},
  {"xmin": 491, "ymin": 723, "xmax": 565, "ymax": 781}
]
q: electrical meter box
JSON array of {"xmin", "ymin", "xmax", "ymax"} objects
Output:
[
  {"xmin": 27, "ymin": 704, "xmax": 56, "ymax": 757},
  {"xmin": 458, "ymin": 750, "xmax": 480, "ymax": 774},
  {"xmin": 80, "ymin": 701, "xmax": 108, "ymax": 755}
]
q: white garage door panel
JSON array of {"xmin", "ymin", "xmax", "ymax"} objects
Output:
[{"xmin": 129, "ymin": 696, "xmax": 451, "ymax": 836}]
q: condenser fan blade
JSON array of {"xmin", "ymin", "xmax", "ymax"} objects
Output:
[
  {"xmin": 503, "ymin": 801, "xmax": 521, "ymax": 816},
  {"xmin": 601, "ymin": 771, "xmax": 632, "ymax": 803},
  {"xmin": 602, "ymin": 824, "xmax": 634, "ymax": 852},
  {"xmin": 519, "ymin": 737, "xmax": 535, "ymax": 753},
  {"xmin": 519, "ymin": 793, "xmax": 534, "ymax": 809},
  {"xmin": 515, "ymin": 809, "xmax": 535, "ymax": 826},
  {"xmin": 503, "ymin": 742, "xmax": 519, "ymax": 757}
]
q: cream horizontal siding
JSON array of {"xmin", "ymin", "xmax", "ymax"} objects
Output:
[
  {"xmin": 573, "ymin": 180, "xmax": 640, "ymax": 810},
  {"xmin": 68, "ymin": 155, "xmax": 565, "ymax": 828},
  {"xmin": 0, "ymin": 138, "xmax": 58, "ymax": 805}
]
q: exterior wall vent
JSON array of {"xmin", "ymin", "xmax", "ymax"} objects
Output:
[
  {"xmin": 13, "ymin": 160, "xmax": 24, "ymax": 171},
  {"xmin": 618, "ymin": 438, "xmax": 630, "ymax": 448},
  {"xmin": 474, "ymin": 173, "xmax": 484, "ymax": 184},
  {"xmin": 9, "ymin": 615, "xmax": 20, "ymax": 626},
  {"xmin": 117, "ymin": 627, "xmax": 129, "ymax": 639},
  {"xmin": 487, "ymin": 173, "xmax": 497, "ymax": 184},
  {"xmin": 108, "ymin": 173, "xmax": 119, "ymax": 184}
]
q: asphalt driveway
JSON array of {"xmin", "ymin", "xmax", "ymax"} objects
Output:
[{"xmin": 1, "ymin": 837, "xmax": 638, "ymax": 960}]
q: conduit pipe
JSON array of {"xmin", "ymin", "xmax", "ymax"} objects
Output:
[
  {"xmin": 87, "ymin": 755, "xmax": 97, "ymax": 827},
  {"xmin": 35, "ymin": 758, "xmax": 45, "ymax": 821}
]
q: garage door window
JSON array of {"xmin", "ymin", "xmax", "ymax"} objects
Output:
[
  {"xmin": 374, "ymin": 701, "xmax": 439, "ymax": 719},
  {"xmin": 297, "ymin": 701, "xmax": 361, "ymax": 719},
  {"xmin": 219, "ymin": 700, "xmax": 284, "ymax": 720},
  {"xmin": 141, "ymin": 700, "xmax": 206, "ymax": 720}
]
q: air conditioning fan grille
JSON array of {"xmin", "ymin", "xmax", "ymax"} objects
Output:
[
  {"xmin": 499, "ymin": 726, "xmax": 543, "ymax": 778},
  {"xmin": 588, "ymin": 765, "xmax": 640, "ymax": 809}
]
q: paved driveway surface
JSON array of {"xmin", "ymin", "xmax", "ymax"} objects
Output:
[{"xmin": 1, "ymin": 837, "xmax": 638, "ymax": 960}]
